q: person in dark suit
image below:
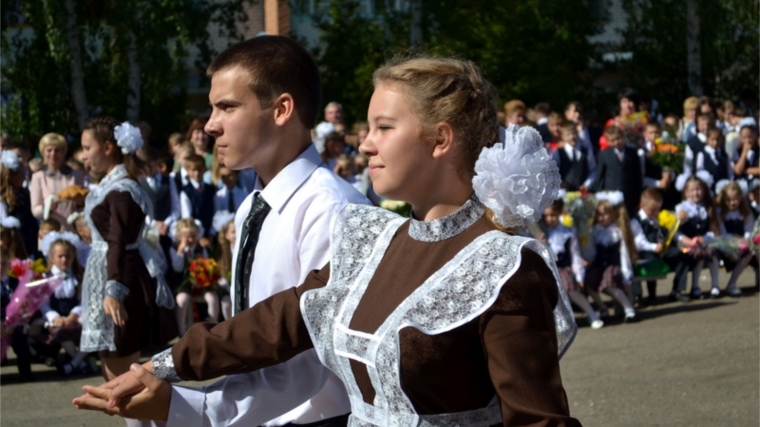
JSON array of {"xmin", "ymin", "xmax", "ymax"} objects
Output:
[{"xmin": 593, "ymin": 125, "xmax": 643, "ymax": 216}]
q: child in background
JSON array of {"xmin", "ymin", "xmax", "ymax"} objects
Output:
[
  {"xmin": 733, "ymin": 125, "xmax": 760, "ymax": 184},
  {"xmin": 321, "ymin": 131, "xmax": 347, "ymax": 171},
  {"xmin": 180, "ymin": 154, "xmax": 215, "ymax": 247},
  {"xmin": 213, "ymin": 166, "xmax": 245, "ymax": 216},
  {"xmin": 334, "ymin": 154, "xmax": 363, "ymax": 193},
  {"xmin": 630, "ymin": 188, "xmax": 677, "ymax": 306},
  {"xmin": 171, "ymin": 219, "xmax": 219, "ymax": 335},
  {"xmin": 38, "ymin": 232, "xmax": 91, "ymax": 375},
  {"xmin": 695, "ymin": 128, "xmax": 733, "ymax": 191},
  {"xmin": 716, "ymin": 181, "xmax": 755, "ymax": 297},
  {"xmin": 585, "ymin": 194, "xmax": 639, "ymax": 322},
  {"xmin": 541, "ymin": 200, "xmax": 604, "ymax": 329},
  {"xmin": 551, "ymin": 121, "xmax": 596, "ymax": 192},
  {"xmin": 0, "ymin": 247, "xmax": 34, "ymax": 381},
  {"xmin": 213, "ymin": 212, "xmax": 236, "ymax": 321},
  {"xmin": 674, "ymin": 176, "xmax": 721, "ymax": 299},
  {"xmin": 683, "ymin": 113, "xmax": 715, "ymax": 177}
]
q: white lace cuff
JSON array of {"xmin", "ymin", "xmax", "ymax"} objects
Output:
[
  {"xmin": 104, "ymin": 280, "xmax": 130, "ymax": 301},
  {"xmin": 152, "ymin": 348, "xmax": 183, "ymax": 383}
]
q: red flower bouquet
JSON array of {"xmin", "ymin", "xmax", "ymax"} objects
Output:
[{"xmin": 186, "ymin": 258, "xmax": 222, "ymax": 292}]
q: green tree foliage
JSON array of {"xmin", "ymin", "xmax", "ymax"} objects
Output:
[
  {"xmin": 309, "ymin": 0, "xmax": 602, "ymax": 124},
  {"xmin": 619, "ymin": 0, "xmax": 759, "ymax": 114},
  {"xmin": 1, "ymin": 0, "xmax": 249, "ymax": 147}
]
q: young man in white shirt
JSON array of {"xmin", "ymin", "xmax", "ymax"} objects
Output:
[{"xmin": 75, "ymin": 35, "xmax": 367, "ymax": 427}]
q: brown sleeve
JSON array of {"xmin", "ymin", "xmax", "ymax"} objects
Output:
[
  {"xmin": 172, "ymin": 263, "xmax": 331, "ymax": 381},
  {"xmin": 480, "ymin": 249, "xmax": 582, "ymax": 427},
  {"xmin": 103, "ymin": 191, "xmax": 146, "ymax": 286}
]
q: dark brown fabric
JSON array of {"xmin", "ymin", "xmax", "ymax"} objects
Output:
[
  {"xmin": 174, "ymin": 216, "xmax": 581, "ymax": 426},
  {"xmin": 91, "ymin": 191, "xmax": 177, "ymax": 356}
]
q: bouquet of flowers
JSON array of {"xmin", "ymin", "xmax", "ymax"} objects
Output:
[
  {"xmin": 185, "ymin": 258, "xmax": 222, "ymax": 292},
  {"xmin": 650, "ymin": 136, "xmax": 685, "ymax": 173},
  {"xmin": 707, "ymin": 236, "xmax": 750, "ymax": 262},
  {"xmin": 750, "ymin": 217, "xmax": 760, "ymax": 254},
  {"xmin": 657, "ymin": 210, "xmax": 680, "ymax": 248},
  {"xmin": 2, "ymin": 259, "xmax": 64, "ymax": 360},
  {"xmin": 619, "ymin": 111, "xmax": 649, "ymax": 147},
  {"xmin": 563, "ymin": 191, "xmax": 597, "ymax": 258}
]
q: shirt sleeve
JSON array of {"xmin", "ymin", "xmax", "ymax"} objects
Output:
[
  {"xmin": 162, "ymin": 264, "xmax": 331, "ymax": 382},
  {"xmin": 480, "ymin": 249, "xmax": 581, "ymax": 427},
  {"xmin": 619, "ymin": 233, "xmax": 633, "ymax": 283},
  {"xmin": 744, "ymin": 212, "xmax": 755, "ymax": 239},
  {"xmin": 103, "ymin": 191, "xmax": 147, "ymax": 299},
  {"xmin": 631, "ymin": 219, "xmax": 658, "ymax": 252},
  {"xmin": 29, "ymin": 172, "xmax": 44, "ymax": 218},
  {"xmin": 167, "ymin": 351, "xmax": 332, "ymax": 427}
]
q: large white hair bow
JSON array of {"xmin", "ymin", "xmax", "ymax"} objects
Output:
[{"xmin": 473, "ymin": 125, "xmax": 561, "ymax": 229}]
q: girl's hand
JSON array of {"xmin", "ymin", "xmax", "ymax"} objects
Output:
[
  {"xmin": 65, "ymin": 313, "xmax": 80, "ymax": 326},
  {"xmin": 104, "ymin": 297, "xmax": 128, "ymax": 327},
  {"xmin": 53, "ymin": 316, "xmax": 66, "ymax": 327},
  {"xmin": 677, "ymin": 210, "xmax": 688, "ymax": 223}
]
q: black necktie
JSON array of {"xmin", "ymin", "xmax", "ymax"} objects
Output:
[
  {"xmin": 234, "ymin": 194, "xmax": 271, "ymax": 314},
  {"xmin": 227, "ymin": 190, "xmax": 235, "ymax": 212}
]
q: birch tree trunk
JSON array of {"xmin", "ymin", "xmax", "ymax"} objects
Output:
[
  {"xmin": 409, "ymin": 0, "xmax": 423, "ymax": 49},
  {"xmin": 126, "ymin": 28, "xmax": 141, "ymax": 122},
  {"xmin": 63, "ymin": 0, "xmax": 89, "ymax": 130},
  {"xmin": 685, "ymin": 0, "xmax": 703, "ymax": 96}
]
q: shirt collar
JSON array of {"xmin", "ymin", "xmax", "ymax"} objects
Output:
[
  {"xmin": 638, "ymin": 209, "xmax": 655, "ymax": 222},
  {"xmin": 563, "ymin": 143, "xmax": 579, "ymax": 156},
  {"xmin": 408, "ymin": 197, "xmax": 484, "ymax": 242},
  {"xmin": 257, "ymin": 144, "xmax": 321, "ymax": 214}
]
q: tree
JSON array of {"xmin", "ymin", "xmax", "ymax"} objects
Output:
[
  {"xmin": 309, "ymin": 0, "xmax": 602, "ymax": 125},
  {"xmin": 1, "ymin": 0, "xmax": 250, "ymax": 146},
  {"xmin": 619, "ymin": 0, "xmax": 758, "ymax": 114}
]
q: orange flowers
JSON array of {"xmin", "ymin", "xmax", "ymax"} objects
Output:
[{"xmin": 188, "ymin": 258, "xmax": 221, "ymax": 289}]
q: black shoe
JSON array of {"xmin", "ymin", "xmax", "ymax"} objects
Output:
[
  {"xmin": 599, "ymin": 310, "xmax": 610, "ymax": 320},
  {"xmin": 624, "ymin": 312, "xmax": 639, "ymax": 323},
  {"xmin": 646, "ymin": 295, "xmax": 657, "ymax": 306},
  {"xmin": 689, "ymin": 290, "xmax": 705, "ymax": 300},
  {"xmin": 44, "ymin": 357, "xmax": 57, "ymax": 367},
  {"xmin": 669, "ymin": 292, "xmax": 690, "ymax": 303}
]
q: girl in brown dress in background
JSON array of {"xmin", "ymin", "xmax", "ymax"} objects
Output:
[{"xmin": 78, "ymin": 117, "xmax": 176, "ymax": 427}]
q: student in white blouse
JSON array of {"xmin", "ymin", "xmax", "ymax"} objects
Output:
[{"xmin": 75, "ymin": 36, "xmax": 368, "ymax": 427}]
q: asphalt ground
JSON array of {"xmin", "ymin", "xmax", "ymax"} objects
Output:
[{"xmin": 1, "ymin": 269, "xmax": 758, "ymax": 427}]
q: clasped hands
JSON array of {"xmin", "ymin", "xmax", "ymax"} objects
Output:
[{"xmin": 72, "ymin": 361, "xmax": 172, "ymax": 422}]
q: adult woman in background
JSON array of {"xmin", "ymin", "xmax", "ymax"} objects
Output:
[{"xmin": 30, "ymin": 133, "xmax": 84, "ymax": 231}]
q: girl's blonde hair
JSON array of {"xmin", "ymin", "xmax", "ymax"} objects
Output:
[
  {"xmin": 718, "ymin": 182, "xmax": 751, "ymax": 222},
  {"xmin": 175, "ymin": 218, "xmax": 200, "ymax": 239},
  {"xmin": 373, "ymin": 56, "xmax": 499, "ymax": 179},
  {"xmin": 216, "ymin": 220, "xmax": 236, "ymax": 279},
  {"xmin": 594, "ymin": 200, "xmax": 638, "ymax": 264}
]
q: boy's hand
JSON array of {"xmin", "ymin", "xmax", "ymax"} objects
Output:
[
  {"xmin": 655, "ymin": 242, "xmax": 664, "ymax": 254},
  {"xmin": 199, "ymin": 237, "xmax": 212, "ymax": 248}
]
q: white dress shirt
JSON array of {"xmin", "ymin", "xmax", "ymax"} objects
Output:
[
  {"xmin": 167, "ymin": 144, "xmax": 368, "ymax": 427},
  {"xmin": 631, "ymin": 210, "xmax": 660, "ymax": 253}
]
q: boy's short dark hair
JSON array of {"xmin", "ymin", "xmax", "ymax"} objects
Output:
[
  {"xmin": 559, "ymin": 121, "xmax": 577, "ymax": 134},
  {"xmin": 156, "ymin": 151, "xmax": 174, "ymax": 171},
  {"xmin": 640, "ymin": 187, "xmax": 663, "ymax": 205},
  {"xmin": 645, "ymin": 122, "xmax": 660, "ymax": 130},
  {"xmin": 207, "ymin": 36, "xmax": 321, "ymax": 129},
  {"xmin": 184, "ymin": 154, "xmax": 206, "ymax": 172},
  {"xmin": 534, "ymin": 102, "xmax": 551, "ymax": 116},
  {"xmin": 40, "ymin": 218, "xmax": 62, "ymax": 231},
  {"xmin": 549, "ymin": 198, "xmax": 564, "ymax": 213},
  {"xmin": 706, "ymin": 127, "xmax": 723, "ymax": 141}
]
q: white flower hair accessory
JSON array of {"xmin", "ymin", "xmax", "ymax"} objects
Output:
[
  {"xmin": 715, "ymin": 179, "xmax": 747, "ymax": 197},
  {"xmin": 473, "ymin": 125, "xmax": 561, "ymax": 229},
  {"xmin": 114, "ymin": 121, "xmax": 144, "ymax": 155},
  {"xmin": 1, "ymin": 150, "xmax": 20, "ymax": 171},
  {"xmin": 1, "ymin": 216, "xmax": 20, "ymax": 229},
  {"xmin": 595, "ymin": 191, "xmax": 625, "ymax": 206},
  {"xmin": 695, "ymin": 170, "xmax": 714, "ymax": 189},
  {"xmin": 212, "ymin": 210, "xmax": 236, "ymax": 235},
  {"xmin": 67, "ymin": 211, "xmax": 83, "ymax": 225}
]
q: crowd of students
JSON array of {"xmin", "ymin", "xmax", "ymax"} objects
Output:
[{"xmin": 0, "ymin": 89, "xmax": 758, "ymax": 381}]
